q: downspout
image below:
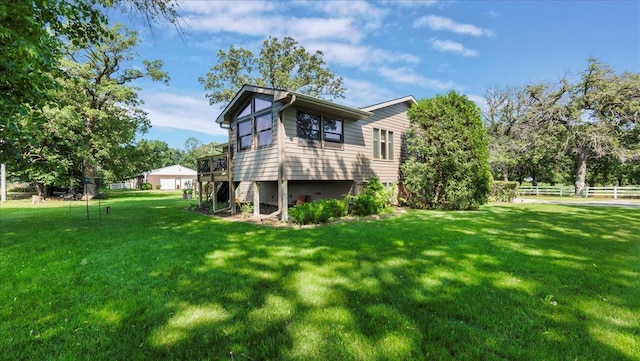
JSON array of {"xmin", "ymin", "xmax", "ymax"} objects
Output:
[{"xmin": 277, "ymin": 95, "xmax": 296, "ymax": 221}]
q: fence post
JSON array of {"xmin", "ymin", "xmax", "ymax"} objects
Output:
[
  {"xmin": 560, "ymin": 187, "xmax": 563, "ymax": 197},
  {"xmin": 536, "ymin": 186, "xmax": 539, "ymax": 196},
  {"xmin": 614, "ymin": 187, "xmax": 618, "ymax": 199}
]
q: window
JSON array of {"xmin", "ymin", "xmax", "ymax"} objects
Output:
[
  {"xmin": 373, "ymin": 128, "xmax": 394, "ymax": 160},
  {"xmin": 297, "ymin": 111, "xmax": 344, "ymax": 147},
  {"xmin": 256, "ymin": 113, "xmax": 272, "ymax": 147},
  {"xmin": 237, "ymin": 119, "xmax": 252, "ymax": 150},
  {"xmin": 235, "ymin": 95, "xmax": 273, "ymax": 151},
  {"xmin": 238, "ymin": 102, "xmax": 251, "ymax": 118},
  {"xmin": 297, "ymin": 111, "xmax": 320, "ymax": 141},
  {"xmin": 323, "ymin": 118, "xmax": 343, "ymax": 143}
]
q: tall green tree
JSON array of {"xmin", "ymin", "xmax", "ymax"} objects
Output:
[
  {"xmin": 484, "ymin": 85, "xmax": 568, "ymax": 184},
  {"xmin": 527, "ymin": 59, "xmax": 640, "ymax": 194},
  {"xmin": 15, "ymin": 24, "xmax": 169, "ymax": 196},
  {"xmin": 402, "ymin": 91, "xmax": 492, "ymax": 210},
  {"xmin": 199, "ymin": 36, "xmax": 346, "ymax": 105},
  {"xmin": 1, "ymin": 0, "xmax": 181, "ymax": 163}
]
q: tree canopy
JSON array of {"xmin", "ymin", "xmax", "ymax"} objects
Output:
[
  {"xmin": 402, "ymin": 91, "xmax": 492, "ymax": 210},
  {"xmin": 485, "ymin": 59, "xmax": 640, "ymax": 192},
  {"xmin": 1, "ymin": 0, "xmax": 181, "ymax": 164},
  {"xmin": 199, "ymin": 36, "xmax": 346, "ymax": 105},
  {"xmin": 12, "ymin": 24, "xmax": 169, "ymax": 196}
]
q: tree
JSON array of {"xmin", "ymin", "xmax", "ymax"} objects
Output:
[
  {"xmin": 14, "ymin": 24, "xmax": 169, "ymax": 197},
  {"xmin": 527, "ymin": 59, "xmax": 640, "ymax": 195},
  {"xmin": 199, "ymin": 36, "xmax": 346, "ymax": 105},
  {"xmin": 1, "ymin": 0, "xmax": 181, "ymax": 163},
  {"xmin": 484, "ymin": 85, "xmax": 568, "ymax": 184},
  {"xmin": 402, "ymin": 91, "xmax": 492, "ymax": 210}
]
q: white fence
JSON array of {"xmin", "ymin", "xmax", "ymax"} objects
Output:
[
  {"xmin": 109, "ymin": 182, "xmax": 134, "ymax": 190},
  {"xmin": 518, "ymin": 186, "xmax": 640, "ymax": 199}
]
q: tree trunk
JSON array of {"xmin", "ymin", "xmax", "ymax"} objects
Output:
[
  {"xmin": 574, "ymin": 146, "xmax": 589, "ymax": 196},
  {"xmin": 83, "ymin": 158, "xmax": 98, "ymax": 199}
]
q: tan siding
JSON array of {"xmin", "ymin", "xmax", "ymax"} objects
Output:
[
  {"xmin": 360, "ymin": 103, "xmax": 410, "ymax": 184},
  {"xmin": 237, "ymin": 180, "xmax": 354, "ymax": 205},
  {"xmin": 287, "ymin": 181, "xmax": 354, "ymax": 203},
  {"xmin": 281, "ymin": 103, "xmax": 410, "ymax": 183},
  {"xmin": 230, "ymin": 108, "xmax": 280, "ymax": 182}
]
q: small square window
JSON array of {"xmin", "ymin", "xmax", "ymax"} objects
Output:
[
  {"xmin": 297, "ymin": 111, "xmax": 320, "ymax": 141},
  {"xmin": 324, "ymin": 118, "xmax": 343, "ymax": 143}
]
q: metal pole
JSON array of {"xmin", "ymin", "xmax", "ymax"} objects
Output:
[
  {"xmin": 85, "ymin": 183, "xmax": 89, "ymax": 220},
  {"xmin": 1, "ymin": 163, "xmax": 6, "ymax": 202}
]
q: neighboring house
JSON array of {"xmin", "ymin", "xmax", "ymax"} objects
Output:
[
  {"xmin": 197, "ymin": 85, "xmax": 416, "ymax": 220},
  {"xmin": 143, "ymin": 164, "xmax": 197, "ymax": 190}
]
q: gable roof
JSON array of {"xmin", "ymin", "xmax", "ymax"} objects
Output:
[
  {"xmin": 359, "ymin": 95, "xmax": 417, "ymax": 112},
  {"xmin": 148, "ymin": 164, "xmax": 197, "ymax": 176},
  {"xmin": 216, "ymin": 85, "xmax": 373, "ymax": 125}
]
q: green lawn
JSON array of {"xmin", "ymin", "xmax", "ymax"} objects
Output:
[{"xmin": 1, "ymin": 192, "xmax": 638, "ymax": 360}]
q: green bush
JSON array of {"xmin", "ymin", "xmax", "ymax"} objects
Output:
[
  {"xmin": 489, "ymin": 181, "xmax": 519, "ymax": 202},
  {"xmin": 289, "ymin": 198, "xmax": 347, "ymax": 225},
  {"xmin": 351, "ymin": 177, "xmax": 390, "ymax": 216},
  {"xmin": 140, "ymin": 183, "xmax": 152, "ymax": 190},
  {"xmin": 402, "ymin": 92, "xmax": 491, "ymax": 210}
]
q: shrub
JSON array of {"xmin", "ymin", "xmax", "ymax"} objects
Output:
[
  {"xmin": 239, "ymin": 202, "xmax": 254, "ymax": 217},
  {"xmin": 140, "ymin": 183, "xmax": 152, "ymax": 190},
  {"xmin": 490, "ymin": 181, "xmax": 519, "ymax": 202},
  {"xmin": 351, "ymin": 177, "xmax": 391, "ymax": 216},
  {"xmin": 289, "ymin": 198, "xmax": 347, "ymax": 225},
  {"xmin": 402, "ymin": 92, "xmax": 491, "ymax": 210}
]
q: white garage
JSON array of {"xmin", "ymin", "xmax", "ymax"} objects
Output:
[{"xmin": 145, "ymin": 165, "xmax": 197, "ymax": 190}]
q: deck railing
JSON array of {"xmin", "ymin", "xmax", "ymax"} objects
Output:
[{"xmin": 197, "ymin": 154, "xmax": 229, "ymax": 181}]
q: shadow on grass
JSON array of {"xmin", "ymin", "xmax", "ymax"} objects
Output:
[{"xmin": 1, "ymin": 200, "xmax": 638, "ymax": 360}]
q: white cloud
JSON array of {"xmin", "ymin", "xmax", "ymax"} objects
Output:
[
  {"xmin": 341, "ymin": 77, "xmax": 398, "ymax": 108},
  {"xmin": 414, "ymin": 15, "xmax": 495, "ymax": 37},
  {"xmin": 139, "ymin": 88, "xmax": 226, "ymax": 136},
  {"xmin": 180, "ymin": 1, "xmax": 277, "ymax": 16},
  {"xmin": 181, "ymin": 1, "xmax": 367, "ymax": 44},
  {"xmin": 430, "ymin": 38, "xmax": 479, "ymax": 57},
  {"xmin": 309, "ymin": 1, "xmax": 388, "ymax": 31},
  {"xmin": 307, "ymin": 41, "xmax": 420, "ymax": 68},
  {"xmin": 378, "ymin": 66, "xmax": 457, "ymax": 90},
  {"xmin": 465, "ymin": 94, "xmax": 488, "ymax": 113}
]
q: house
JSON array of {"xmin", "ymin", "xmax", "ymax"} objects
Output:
[
  {"xmin": 143, "ymin": 164, "xmax": 197, "ymax": 190},
  {"xmin": 196, "ymin": 85, "xmax": 416, "ymax": 220}
]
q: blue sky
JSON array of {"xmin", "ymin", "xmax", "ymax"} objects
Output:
[{"xmin": 115, "ymin": 0, "xmax": 640, "ymax": 150}]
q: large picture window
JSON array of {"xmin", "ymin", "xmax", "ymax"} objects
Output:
[
  {"xmin": 235, "ymin": 96, "xmax": 273, "ymax": 151},
  {"xmin": 373, "ymin": 128, "xmax": 394, "ymax": 160}
]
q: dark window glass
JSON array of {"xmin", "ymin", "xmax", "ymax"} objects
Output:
[
  {"xmin": 237, "ymin": 119, "xmax": 252, "ymax": 150},
  {"xmin": 323, "ymin": 118, "xmax": 343, "ymax": 143},
  {"xmin": 297, "ymin": 111, "xmax": 320, "ymax": 141}
]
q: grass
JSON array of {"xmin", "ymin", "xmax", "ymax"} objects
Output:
[{"xmin": 1, "ymin": 191, "xmax": 639, "ymax": 360}]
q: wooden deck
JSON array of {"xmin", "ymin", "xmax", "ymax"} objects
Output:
[{"xmin": 197, "ymin": 154, "xmax": 230, "ymax": 182}]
